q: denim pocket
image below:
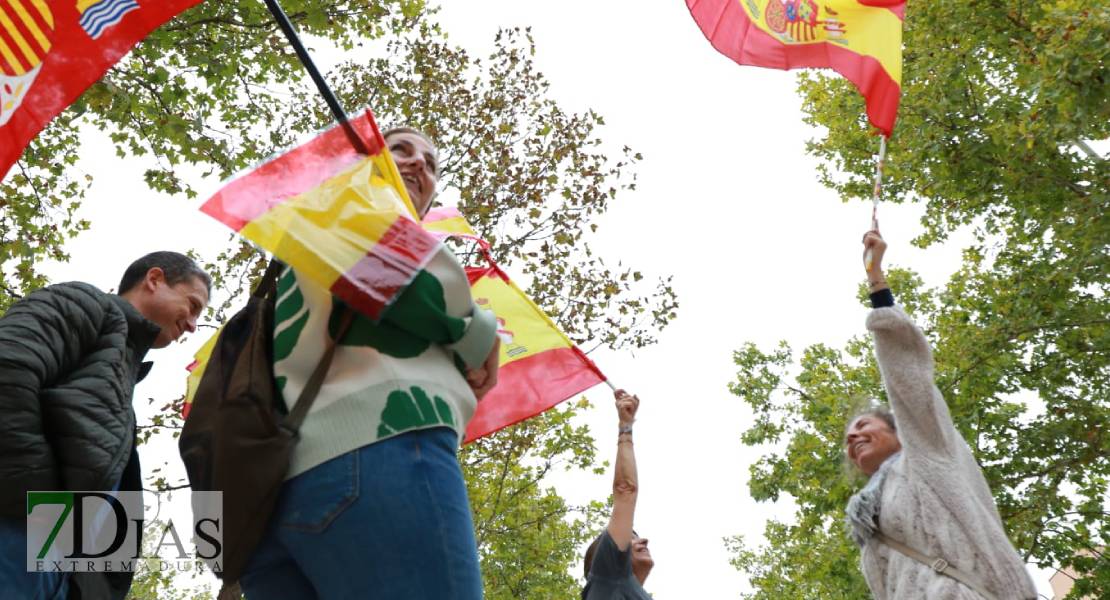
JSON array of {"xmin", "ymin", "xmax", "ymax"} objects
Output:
[{"xmin": 278, "ymin": 451, "xmax": 359, "ymax": 533}]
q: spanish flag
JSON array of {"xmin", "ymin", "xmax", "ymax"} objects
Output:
[
  {"xmin": 0, "ymin": 0, "xmax": 202, "ymax": 180},
  {"xmin": 200, "ymin": 109, "xmax": 439, "ymax": 322},
  {"xmin": 420, "ymin": 210, "xmax": 608, "ymax": 442},
  {"xmin": 687, "ymin": 0, "xmax": 904, "ymax": 135},
  {"xmin": 185, "ymin": 211, "xmax": 609, "ymax": 441}
]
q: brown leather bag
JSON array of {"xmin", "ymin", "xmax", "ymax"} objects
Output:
[{"xmin": 179, "ymin": 259, "xmax": 353, "ymax": 584}]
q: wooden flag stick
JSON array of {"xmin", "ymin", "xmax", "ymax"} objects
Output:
[{"xmin": 864, "ymin": 134, "xmax": 888, "ymax": 271}]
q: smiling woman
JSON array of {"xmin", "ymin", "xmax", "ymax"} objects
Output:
[
  {"xmin": 844, "ymin": 405, "xmax": 899, "ymax": 476},
  {"xmin": 843, "ymin": 230, "xmax": 1037, "ymax": 600},
  {"xmin": 384, "ymin": 127, "xmax": 440, "ymax": 217}
]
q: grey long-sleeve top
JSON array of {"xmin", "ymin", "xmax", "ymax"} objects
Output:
[{"xmin": 858, "ymin": 297, "xmax": 1037, "ymax": 599}]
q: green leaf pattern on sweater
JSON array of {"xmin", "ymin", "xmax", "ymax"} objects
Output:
[
  {"xmin": 274, "ymin": 267, "xmax": 309, "ymax": 392},
  {"xmin": 377, "ymin": 386, "xmax": 456, "ymax": 438}
]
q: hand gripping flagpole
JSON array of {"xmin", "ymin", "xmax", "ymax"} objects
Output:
[
  {"xmin": 864, "ymin": 135, "xmax": 888, "ymax": 271},
  {"xmin": 262, "ymin": 0, "xmax": 371, "ymax": 155}
]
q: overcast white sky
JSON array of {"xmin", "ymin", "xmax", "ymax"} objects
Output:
[{"xmin": 38, "ymin": 0, "xmax": 1064, "ymax": 597}]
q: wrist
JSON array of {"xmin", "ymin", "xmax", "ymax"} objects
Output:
[{"xmin": 618, "ymin": 423, "xmax": 633, "ymax": 434}]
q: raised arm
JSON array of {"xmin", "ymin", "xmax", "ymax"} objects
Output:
[
  {"xmin": 606, "ymin": 389, "xmax": 640, "ymax": 551},
  {"xmin": 862, "ymin": 230, "xmax": 961, "ymax": 459}
]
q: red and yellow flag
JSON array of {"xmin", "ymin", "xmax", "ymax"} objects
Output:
[
  {"xmin": 0, "ymin": 0, "xmax": 202, "ymax": 180},
  {"xmin": 461, "ymin": 260, "xmax": 606, "ymax": 442},
  {"xmin": 686, "ymin": 0, "xmax": 905, "ymax": 134},
  {"xmin": 420, "ymin": 209, "xmax": 608, "ymax": 442},
  {"xmin": 200, "ymin": 109, "xmax": 439, "ymax": 322},
  {"xmin": 185, "ymin": 211, "xmax": 609, "ymax": 437}
]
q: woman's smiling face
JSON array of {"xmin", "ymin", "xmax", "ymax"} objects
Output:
[
  {"xmin": 845, "ymin": 413, "xmax": 902, "ymax": 476},
  {"xmin": 387, "ymin": 131, "xmax": 439, "ymax": 217}
]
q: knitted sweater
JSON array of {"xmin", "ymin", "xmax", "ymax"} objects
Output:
[
  {"xmin": 272, "ymin": 244, "xmax": 497, "ymax": 478},
  {"xmin": 858, "ymin": 306, "xmax": 1037, "ymax": 599}
]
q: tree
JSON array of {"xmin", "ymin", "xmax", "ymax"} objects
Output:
[
  {"xmin": 1, "ymin": 4, "xmax": 676, "ymax": 597},
  {"xmin": 728, "ymin": 1, "xmax": 1109, "ymax": 597}
]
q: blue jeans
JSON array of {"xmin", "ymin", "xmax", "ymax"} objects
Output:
[
  {"xmin": 240, "ymin": 427, "xmax": 483, "ymax": 600},
  {"xmin": 0, "ymin": 518, "xmax": 70, "ymax": 600}
]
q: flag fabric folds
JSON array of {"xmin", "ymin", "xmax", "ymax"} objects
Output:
[
  {"xmin": 184, "ymin": 210, "xmax": 608, "ymax": 440},
  {"xmin": 686, "ymin": 0, "xmax": 905, "ymax": 134},
  {"xmin": 0, "ymin": 0, "xmax": 202, "ymax": 180},
  {"xmin": 200, "ymin": 110, "xmax": 438, "ymax": 323},
  {"xmin": 460, "ymin": 259, "xmax": 606, "ymax": 442},
  {"xmin": 404, "ymin": 208, "xmax": 609, "ymax": 442}
]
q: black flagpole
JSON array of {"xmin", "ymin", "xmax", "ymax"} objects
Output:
[{"xmin": 262, "ymin": 0, "xmax": 370, "ymax": 155}]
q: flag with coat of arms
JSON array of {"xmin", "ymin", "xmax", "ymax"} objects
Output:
[{"xmin": 0, "ymin": 0, "xmax": 202, "ymax": 180}]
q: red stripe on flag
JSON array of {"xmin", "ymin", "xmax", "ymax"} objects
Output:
[
  {"xmin": 329, "ymin": 216, "xmax": 439, "ymax": 321},
  {"xmin": 26, "ymin": 2, "xmax": 53, "ymax": 43},
  {"xmin": 7, "ymin": 3, "xmax": 48, "ymax": 57},
  {"xmin": 858, "ymin": 0, "xmax": 905, "ymax": 19},
  {"xmin": 200, "ymin": 111, "xmax": 385, "ymax": 231},
  {"xmin": 463, "ymin": 346, "xmax": 605, "ymax": 443},
  {"xmin": 0, "ymin": 23, "xmax": 30, "ymax": 75},
  {"xmin": 825, "ymin": 45, "xmax": 901, "ymax": 135}
]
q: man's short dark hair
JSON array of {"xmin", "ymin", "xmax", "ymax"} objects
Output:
[{"xmin": 118, "ymin": 251, "xmax": 212, "ymax": 295}]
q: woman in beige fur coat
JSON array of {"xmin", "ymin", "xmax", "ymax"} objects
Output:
[{"xmin": 844, "ymin": 230, "xmax": 1038, "ymax": 600}]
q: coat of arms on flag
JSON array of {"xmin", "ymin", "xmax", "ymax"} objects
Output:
[
  {"xmin": 0, "ymin": 0, "xmax": 203, "ymax": 180},
  {"xmin": 687, "ymin": 0, "xmax": 905, "ymax": 134},
  {"xmin": 77, "ymin": 0, "xmax": 140, "ymax": 39}
]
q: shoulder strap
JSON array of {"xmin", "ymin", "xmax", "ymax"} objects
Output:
[
  {"xmin": 253, "ymin": 258, "xmax": 285, "ymax": 301},
  {"xmin": 281, "ymin": 306, "xmax": 356, "ymax": 434},
  {"xmin": 873, "ymin": 532, "xmax": 999, "ymax": 600}
]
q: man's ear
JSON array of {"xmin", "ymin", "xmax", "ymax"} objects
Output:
[{"xmin": 144, "ymin": 267, "xmax": 166, "ymax": 291}]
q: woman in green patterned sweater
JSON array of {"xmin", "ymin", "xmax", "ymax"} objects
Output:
[{"xmin": 240, "ymin": 128, "xmax": 500, "ymax": 600}]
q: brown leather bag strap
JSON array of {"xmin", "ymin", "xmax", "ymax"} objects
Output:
[
  {"xmin": 253, "ymin": 258, "xmax": 285, "ymax": 301},
  {"xmin": 282, "ymin": 306, "xmax": 356, "ymax": 433}
]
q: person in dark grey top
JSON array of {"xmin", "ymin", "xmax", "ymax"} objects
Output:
[{"xmin": 581, "ymin": 389, "xmax": 653, "ymax": 599}]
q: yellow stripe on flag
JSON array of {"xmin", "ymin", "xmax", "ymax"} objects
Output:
[
  {"xmin": 422, "ymin": 213, "xmax": 476, "ymax": 237},
  {"xmin": 471, "ymin": 272, "xmax": 570, "ymax": 367},
  {"xmin": 0, "ymin": 34, "xmax": 22, "ymax": 75},
  {"xmin": 28, "ymin": 0, "xmax": 50, "ymax": 27},
  {"xmin": 184, "ymin": 329, "xmax": 220, "ymax": 409},
  {"xmin": 833, "ymin": 2, "xmax": 902, "ymax": 84},
  {"xmin": 0, "ymin": 4, "xmax": 39, "ymax": 69},
  {"xmin": 6, "ymin": 0, "xmax": 49, "ymax": 53},
  {"xmin": 239, "ymin": 153, "xmax": 416, "ymax": 294},
  {"xmin": 739, "ymin": 0, "xmax": 902, "ymax": 85}
]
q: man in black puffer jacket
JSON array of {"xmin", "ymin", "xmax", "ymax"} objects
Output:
[{"xmin": 0, "ymin": 251, "xmax": 210, "ymax": 600}]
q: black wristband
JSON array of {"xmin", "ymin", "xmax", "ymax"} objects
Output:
[{"xmin": 870, "ymin": 288, "xmax": 895, "ymax": 308}]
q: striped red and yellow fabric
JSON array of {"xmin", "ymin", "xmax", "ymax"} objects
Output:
[
  {"xmin": 186, "ymin": 204, "xmax": 607, "ymax": 436},
  {"xmin": 687, "ymin": 0, "xmax": 904, "ymax": 135},
  {"xmin": 420, "ymin": 209, "xmax": 608, "ymax": 442},
  {"xmin": 462, "ymin": 260, "xmax": 606, "ymax": 442},
  {"xmin": 200, "ymin": 110, "xmax": 438, "ymax": 322},
  {"xmin": 0, "ymin": 0, "xmax": 203, "ymax": 180}
]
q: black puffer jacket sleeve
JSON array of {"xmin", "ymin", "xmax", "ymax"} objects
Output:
[{"xmin": 0, "ymin": 283, "xmax": 121, "ymax": 516}]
